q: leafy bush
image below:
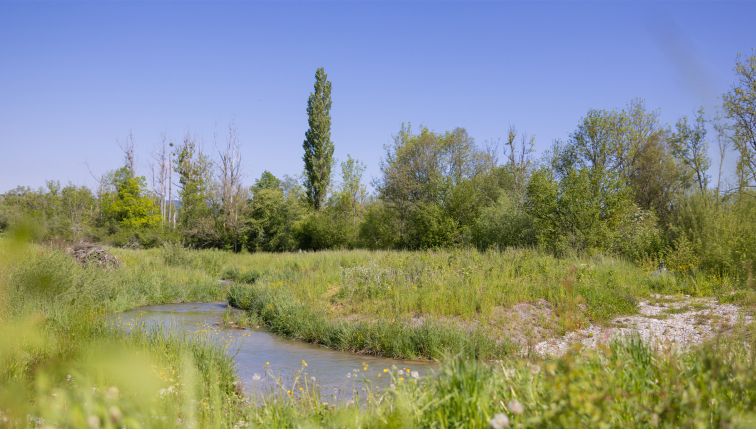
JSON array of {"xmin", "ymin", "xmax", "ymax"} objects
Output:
[
  {"xmin": 359, "ymin": 202, "xmax": 401, "ymax": 249},
  {"xmin": 405, "ymin": 202, "xmax": 458, "ymax": 249},
  {"xmin": 670, "ymin": 191, "xmax": 756, "ymax": 280},
  {"xmin": 473, "ymin": 191, "xmax": 536, "ymax": 249},
  {"xmin": 609, "ymin": 204, "xmax": 666, "ymax": 261},
  {"xmin": 293, "ymin": 210, "xmax": 357, "ymax": 250}
]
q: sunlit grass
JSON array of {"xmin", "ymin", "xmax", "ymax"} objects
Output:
[{"xmin": 1, "ymin": 236, "xmax": 754, "ymax": 428}]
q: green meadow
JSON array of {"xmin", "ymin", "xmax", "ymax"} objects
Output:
[{"xmin": 2, "ymin": 234, "xmax": 756, "ymax": 428}]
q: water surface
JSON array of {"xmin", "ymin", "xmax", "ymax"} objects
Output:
[{"xmin": 118, "ymin": 302, "xmax": 435, "ymax": 397}]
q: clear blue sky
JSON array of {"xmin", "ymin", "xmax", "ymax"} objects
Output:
[{"xmin": 1, "ymin": 1, "xmax": 754, "ymax": 193}]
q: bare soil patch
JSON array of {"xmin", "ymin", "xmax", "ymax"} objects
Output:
[{"xmin": 532, "ymin": 295, "xmax": 752, "ymax": 356}]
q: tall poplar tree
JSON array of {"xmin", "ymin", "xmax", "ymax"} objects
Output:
[{"xmin": 303, "ymin": 67, "xmax": 334, "ymax": 210}]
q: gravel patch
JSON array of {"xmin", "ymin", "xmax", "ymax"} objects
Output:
[{"xmin": 533, "ymin": 295, "xmax": 753, "ymax": 357}]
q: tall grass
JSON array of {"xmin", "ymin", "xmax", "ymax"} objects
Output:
[
  {"xmin": 2, "ymin": 234, "xmax": 754, "ymax": 428},
  {"xmin": 223, "ymin": 247, "xmax": 737, "ymax": 358},
  {"xmin": 228, "ymin": 282, "xmax": 513, "ymax": 360},
  {"xmin": 234, "ymin": 335, "xmax": 756, "ymax": 428},
  {"xmin": 0, "ymin": 237, "xmax": 245, "ymax": 428}
]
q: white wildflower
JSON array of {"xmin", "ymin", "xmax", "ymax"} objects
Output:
[
  {"xmin": 252, "ymin": 373, "xmax": 261, "ymax": 381},
  {"xmin": 109, "ymin": 406, "xmax": 123, "ymax": 422},
  {"xmin": 107, "ymin": 387, "xmax": 119, "ymax": 399},
  {"xmin": 411, "ymin": 371, "xmax": 419, "ymax": 379},
  {"xmin": 488, "ymin": 413, "xmax": 510, "ymax": 429},
  {"xmin": 507, "ymin": 399, "xmax": 524, "ymax": 415},
  {"xmin": 87, "ymin": 414, "xmax": 100, "ymax": 429}
]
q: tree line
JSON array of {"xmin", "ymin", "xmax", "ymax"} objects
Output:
[{"xmin": 2, "ymin": 54, "xmax": 756, "ymax": 280}]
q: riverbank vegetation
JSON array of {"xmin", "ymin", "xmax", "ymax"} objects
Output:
[{"xmin": 3, "ymin": 234, "xmax": 756, "ymax": 427}]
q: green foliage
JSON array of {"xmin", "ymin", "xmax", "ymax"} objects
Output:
[
  {"xmin": 61, "ymin": 183, "xmax": 95, "ymax": 240},
  {"xmin": 526, "ymin": 167, "xmax": 632, "ymax": 254},
  {"xmin": 473, "ymin": 191, "xmax": 536, "ymax": 249},
  {"xmin": 669, "ymin": 190, "xmax": 756, "ymax": 280},
  {"xmin": 670, "ymin": 107, "xmax": 711, "ymax": 192},
  {"xmin": 373, "ymin": 124, "xmax": 491, "ymax": 249},
  {"xmin": 721, "ymin": 49, "xmax": 756, "ymax": 187},
  {"xmin": 173, "ymin": 135, "xmax": 214, "ymax": 231},
  {"xmin": 293, "ymin": 209, "xmax": 357, "ymax": 250},
  {"xmin": 248, "ymin": 175, "xmax": 308, "ymax": 251},
  {"xmin": 101, "ymin": 167, "xmax": 160, "ymax": 229},
  {"xmin": 332, "ymin": 155, "xmax": 368, "ymax": 224},
  {"xmin": 254, "ymin": 170, "xmax": 282, "ymax": 189},
  {"xmin": 608, "ymin": 204, "xmax": 666, "ymax": 262},
  {"xmin": 302, "ymin": 67, "xmax": 335, "ymax": 210},
  {"xmin": 358, "ymin": 202, "xmax": 401, "ymax": 250},
  {"xmin": 405, "ymin": 202, "xmax": 457, "ymax": 249}
]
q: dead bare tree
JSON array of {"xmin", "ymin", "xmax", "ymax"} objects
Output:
[
  {"xmin": 483, "ymin": 138, "xmax": 500, "ymax": 171},
  {"xmin": 505, "ymin": 125, "xmax": 536, "ymax": 193},
  {"xmin": 117, "ymin": 130, "xmax": 137, "ymax": 176},
  {"xmin": 169, "ymin": 140, "xmax": 174, "ymax": 229},
  {"xmin": 62, "ymin": 183, "xmax": 92, "ymax": 241},
  {"xmin": 85, "ymin": 158, "xmax": 108, "ymax": 222},
  {"xmin": 214, "ymin": 118, "xmax": 247, "ymax": 251},
  {"xmin": 150, "ymin": 132, "xmax": 172, "ymax": 226}
]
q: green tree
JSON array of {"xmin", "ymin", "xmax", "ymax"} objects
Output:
[
  {"xmin": 374, "ymin": 124, "xmax": 490, "ymax": 247},
  {"xmin": 334, "ymin": 155, "xmax": 367, "ymax": 224},
  {"xmin": 559, "ymin": 99, "xmax": 663, "ymax": 181},
  {"xmin": 525, "ymin": 167, "xmax": 632, "ymax": 253},
  {"xmin": 721, "ymin": 50, "xmax": 756, "ymax": 188},
  {"xmin": 173, "ymin": 134, "xmax": 214, "ymax": 230},
  {"xmin": 102, "ymin": 167, "xmax": 160, "ymax": 228},
  {"xmin": 302, "ymin": 67, "xmax": 335, "ymax": 210},
  {"xmin": 629, "ymin": 132, "xmax": 686, "ymax": 224},
  {"xmin": 473, "ymin": 190, "xmax": 536, "ymax": 249},
  {"xmin": 255, "ymin": 171, "xmax": 282, "ymax": 190},
  {"xmin": 61, "ymin": 183, "xmax": 94, "ymax": 240},
  {"xmin": 670, "ymin": 107, "xmax": 711, "ymax": 193},
  {"xmin": 248, "ymin": 172, "xmax": 307, "ymax": 251}
]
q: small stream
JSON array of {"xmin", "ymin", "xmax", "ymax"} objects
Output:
[{"xmin": 118, "ymin": 302, "xmax": 436, "ymax": 397}]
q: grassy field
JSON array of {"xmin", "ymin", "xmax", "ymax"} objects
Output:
[
  {"xmin": 222, "ymin": 247, "xmax": 737, "ymax": 359},
  {"xmin": 2, "ymin": 236, "xmax": 755, "ymax": 427}
]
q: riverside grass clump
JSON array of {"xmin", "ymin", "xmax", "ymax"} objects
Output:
[
  {"xmin": 224, "ymin": 247, "xmax": 737, "ymax": 359},
  {"xmin": 228, "ymin": 282, "xmax": 513, "ymax": 360},
  {"xmin": 235, "ymin": 335, "xmax": 756, "ymax": 428},
  {"xmin": 0, "ymin": 237, "xmax": 246, "ymax": 428}
]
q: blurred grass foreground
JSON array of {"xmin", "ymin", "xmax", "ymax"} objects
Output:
[{"xmin": 3, "ymin": 226, "xmax": 756, "ymax": 428}]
